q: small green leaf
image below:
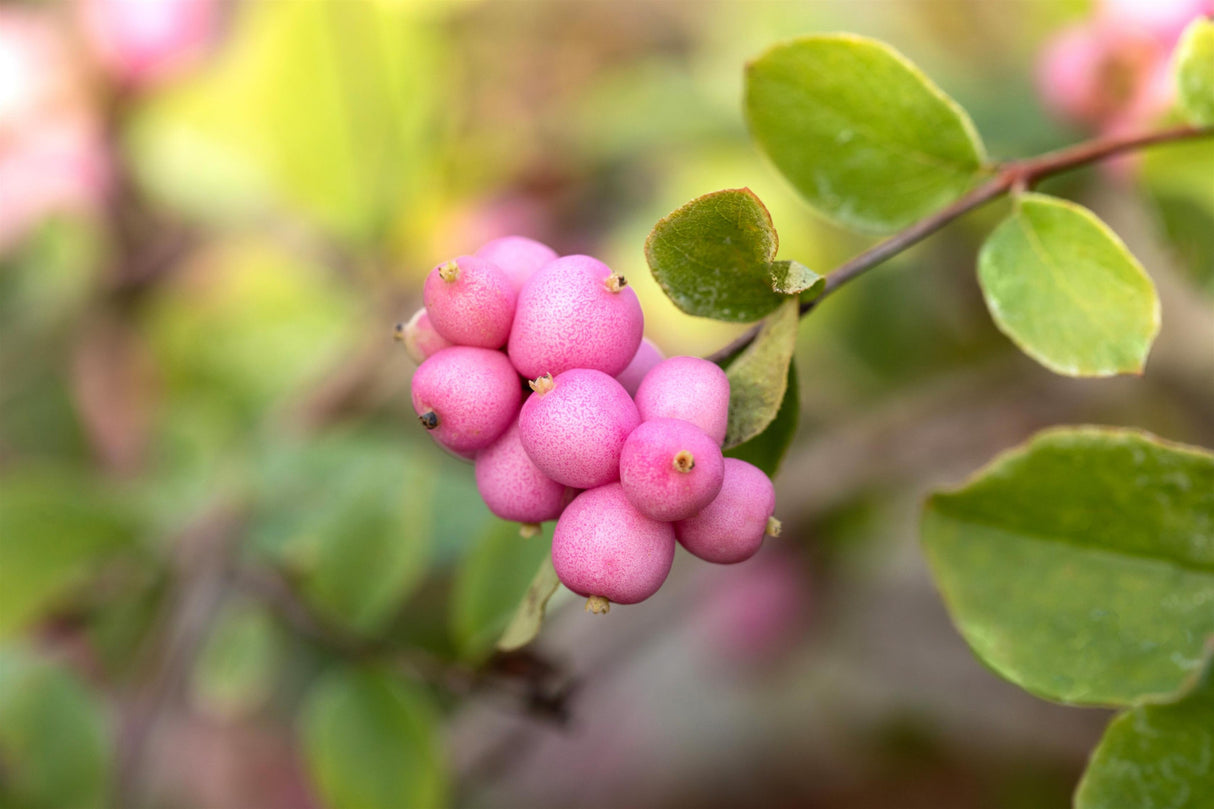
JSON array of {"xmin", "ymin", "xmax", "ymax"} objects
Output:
[
  {"xmin": 1176, "ymin": 18, "xmax": 1214, "ymax": 126},
  {"xmin": 450, "ymin": 520, "xmax": 552, "ymax": 662},
  {"xmin": 725, "ymin": 361, "xmax": 800, "ymax": 476},
  {"xmin": 0, "ymin": 648, "xmax": 112, "ymax": 809},
  {"xmin": 0, "ymin": 469, "xmax": 138, "ymax": 638},
  {"xmin": 645, "ymin": 188, "xmax": 789, "ymax": 323},
  {"xmin": 496, "ymin": 555, "xmax": 561, "ymax": 653},
  {"xmin": 192, "ymin": 601, "xmax": 282, "ymax": 719},
  {"xmin": 922, "ymin": 427, "xmax": 1214, "ymax": 707},
  {"xmin": 1076, "ymin": 666, "xmax": 1214, "ymax": 809},
  {"xmin": 745, "ymin": 34, "xmax": 986, "ymax": 233},
  {"xmin": 723, "ymin": 297, "xmax": 800, "ymax": 449},
  {"xmin": 300, "ymin": 667, "xmax": 446, "ymax": 809},
  {"xmin": 978, "ymin": 193, "xmax": 1159, "ymax": 377},
  {"xmin": 769, "ymin": 260, "xmax": 824, "ymax": 298}
]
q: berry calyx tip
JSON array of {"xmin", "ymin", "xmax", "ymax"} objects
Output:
[
  {"xmin": 418, "ymin": 411, "xmax": 439, "ymax": 430},
  {"xmin": 766, "ymin": 516, "xmax": 782, "ymax": 537},
  {"xmin": 672, "ymin": 450, "xmax": 695, "ymax": 473},
  {"xmin": 528, "ymin": 373, "xmax": 555, "ymax": 395},
  {"xmin": 393, "ymin": 322, "xmax": 406, "ymax": 341},
  {"xmin": 519, "ymin": 522, "xmax": 541, "ymax": 539},
  {"xmin": 585, "ymin": 596, "xmax": 611, "ymax": 615},
  {"xmin": 438, "ymin": 260, "xmax": 460, "ymax": 282},
  {"xmin": 603, "ymin": 274, "xmax": 628, "ymax": 293}
]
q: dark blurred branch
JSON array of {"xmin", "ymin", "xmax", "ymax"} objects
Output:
[
  {"xmin": 706, "ymin": 124, "xmax": 1214, "ymax": 364},
  {"xmin": 234, "ymin": 565, "xmax": 576, "ymax": 725}
]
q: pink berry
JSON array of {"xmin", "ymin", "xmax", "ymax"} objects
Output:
[
  {"xmin": 422, "ymin": 255, "xmax": 516, "ymax": 349},
  {"xmin": 619, "ymin": 419, "xmax": 724, "ymax": 522},
  {"xmin": 474, "ymin": 235, "xmax": 558, "ymax": 292},
  {"xmin": 396, "ymin": 308, "xmax": 453, "ymax": 364},
  {"xmin": 475, "ymin": 422, "xmax": 572, "ymax": 526},
  {"xmin": 508, "ymin": 255, "xmax": 643, "ymax": 378},
  {"xmin": 675, "ymin": 458, "xmax": 779, "ymax": 564},
  {"xmin": 410, "ymin": 346, "xmax": 521, "ymax": 455},
  {"xmin": 518, "ymin": 369, "xmax": 639, "ymax": 489},
  {"xmin": 634, "ymin": 356, "xmax": 730, "ymax": 446},
  {"xmin": 615, "ymin": 337, "xmax": 665, "ymax": 397},
  {"xmin": 552, "ymin": 483, "xmax": 676, "ymax": 612}
]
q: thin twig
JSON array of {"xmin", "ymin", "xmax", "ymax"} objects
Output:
[{"xmin": 706, "ymin": 124, "xmax": 1213, "ymax": 364}]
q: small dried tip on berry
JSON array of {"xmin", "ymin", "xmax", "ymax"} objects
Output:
[
  {"xmin": 393, "ymin": 322, "xmax": 406, "ymax": 341},
  {"xmin": 672, "ymin": 450, "xmax": 695, "ymax": 473},
  {"xmin": 418, "ymin": 411, "xmax": 439, "ymax": 430},
  {"xmin": 518, "ymin": 522, "xmax": 542, "ymax": 539},
  {"xmin": 585, "ymin": 595, "xmax": 611, "ymax": 615},
  {"xmin": 603, "ymin": 274, "xmax": 628, "ymax": 293},
  {"xmin": 766, "ymin": 516, "xmax": 782, "ymax": 537},
  {"xmin": 528, "ymin": 373, "xmax": 555, "ymax": 395},
  {"xmin": 438, "ymin": 260, "xmax": 460, "ymax": 283}
]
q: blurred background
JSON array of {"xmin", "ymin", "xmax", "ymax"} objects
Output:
[{"xmin": 1, "ymin": 0, "xmax": 1211, "ymax": 807}]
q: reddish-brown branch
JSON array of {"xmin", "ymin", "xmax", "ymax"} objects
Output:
[{"xmin": 706, "ymin": 123, "xmax": 1213, "ymax": 364}]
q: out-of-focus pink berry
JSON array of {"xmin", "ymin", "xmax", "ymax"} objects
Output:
[
  {"xmin": 1102, "ymin": 0, "xmax": 1213, "ymax": 45},
  {"xmin": 397, "ymin": 308, "xmax": 453, "ymax": 364},
  {"xmin": 553, "ymin": 483, "xmax": 676, "ymax": 611},
  {"xmin": 518, "ymin": 369, "xmax": 639, "ymax": 489},
  {"xmin": 634, "ymin": 356, "xmax": 730, "ymax": 446},
  {"xmin": 508, "ymin": 255, "xmax": 643, "ymax": 379},
  {"xmin": 615, "ymin": 337, "xmax": 664, "ymax": 397},
  {"xmin": 422, "ymin": 255, "xmax": 517, "ymax": 349},
  {"xmin": 619, "ymin": 419, "xmax": 724, "ymax": 522},
  {"xmin": 410, "ymin": 346, "xmax": 521, "ymax": 455},
  {"xmin": 475, "ymin": 422, "xmax": 572, "ymax": 525},
  {"xmin": 1036, "ymin": 22, "xmax": 1162, "ymax": 129},
  {"xmin": 474, "ymin": 235, "xmax": 558, "ymax": 292},
  {"xmin": 676, "ymin": 459, "xmax": 778, "ymax": 565},
  {"xmin": 79, "ymin": 0, "xmax": 217, "ymax": 86}
]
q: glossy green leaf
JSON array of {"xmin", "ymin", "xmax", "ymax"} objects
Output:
[
  {"xmin": 723, "ymin": 297, "xmax": 800, "ymax": 449},
  {"xmin": 770, "ymin": 260, "xmax": 825, "ymax": 298},
  {"xmin": 496, "ymin": 555, "xmax": 561, "ymax": 653},
  {"xmin": 645, "ymin": 188, "xmax": 790, "ymax": 323},
  {"xmin": 0, "ymin": 470, "xmax": 138, "ymax": 638},
  {"xmin": 0, "ymin": 648, "xmax": 112, "ymax": 809},
  {"xmin": 1076, "ymin": 666, "xmax": 1214, "ymax": 809},
  {"xmin": 450, "ymin": 520, "xmax": 552, "ymax": 662},
  {"xmin": 1176, "ymin": 18, "xmax": 1214, "ymax": 126},
  {"xmin": 745, "ymin": 34, "xmax": 986, "ymax": 233},
  {"xmin": 977, "ymin": 193, "xmax": 1159, "ymax": 377},
  {"xmin": 300, "ymin": 667, "xmax": 446, "ymax": 809},
  {"xmin": 725, "ymin": 361, "xmax": 800, "ymax": 476},
  {"xmin": 923, "ymin": 427, "xmax": 1214, "ymax": 707},
  {"xmin": 248, "ymin": 432, "xmax": 433, "ymax": 636}
]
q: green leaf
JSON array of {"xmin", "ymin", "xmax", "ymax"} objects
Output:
[
  {"xmin": 0, "ymin": 648, "xmax": 112, "ymax": 809},
  {"xmin": 769, "ymin": 260, "xmax": 825, "ymax": 298},
  {"xmin": 1150, "ymin": 190, "xmax": 1214, "ymax": 296},
  {"xmin": 745, "ymin": 34, "xmax": 986, "ymax": 233},
  {"xmin": 725, "ymin": 361, "xmax": 800, "ymax": 476},
  {"xmin": 496, "ymin": 555, "xmax": 561, "ymax": 653},
  {"xmin": 300, "ymin": 667, "xmax": 446, "ymax": 809},
  {"xmin": 645, "ymin": 188, "xmax": 789, "ymax": 323},
  {"xmin": 248, "ymin": 432, "xmax": 433, "ymax": 636},
  {"xmin": 1076, "ymin": 666, "xmax": 1214, "ymax": 809},
  {"xmin": 1176, "ymin": 18, "xmax": 1214, "ymax": 126},
  {"xmin": 977, "ymin": 193, "xmax": 1159, "ymax": 377},
  {"xmin": 449, "ymin": 520, "xmax": 552, "ymax": 662},
  {"xmin": 723, "ymin": 297, "xmax": 800, "ymax": 449},
  {"xmin": 0, "ymin": 470, "xmax": 138, "ymax": 638},
  {"xmin": 192, "ymin": 601, "xmax": 283, "ymax": 719},
  {"xmin": 922, "ymin": 427, "xmax": 1214, "ymax": 707}
]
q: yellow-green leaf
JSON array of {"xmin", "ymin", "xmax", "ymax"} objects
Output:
[
  {"xmin": 723, "ymin": 297, "xmax": 800, "ymax": 449},
  {"xmin": 1176, "ymin": 18, "xmax": 1214, "ymax": 126}
]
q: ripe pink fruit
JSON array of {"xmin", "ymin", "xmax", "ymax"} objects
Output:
[
  {"xmin": 422, "ymin": 255, "xmax": 516, "ymax": 349},
  {"xmin": 410, "ymin": 346, "xmax": 521, "ymax": 455},
  {"xmin": 615, "ymin": 337, "xmax": 664, "ymax": 397},
  {"xmin": 475, "ymin": 422, "xmax": 572, "ymax": 526},
  {"xmin": 396, "ymin": 308, "xmax": 453, "ymax": 364},
  {"xmin": 518, "ymin": 369, "xmax": 639, "ymax": 489},
  {"xmin": 634, "ymin": 356, "xmax": 730, "ymax": 446},
  {"xmin": 619, "ymin": 419, "xmax": 724, "ymax": 522},
  {"xmin": 553, "ymin": 483, "xmax": 676, "ymax": 612},
  {"xmin": 675, "ymin": 458, "xmax": 779, "ymax": 564},
  {"xmin": 508, "ymin": 255, "xmax": 643, "ymax": 378},
  {"xmin": 474, "ymin": 235, "xmax": 558, "ymax": 292}
]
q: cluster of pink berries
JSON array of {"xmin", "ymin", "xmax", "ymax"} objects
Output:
[{"xmin": 401, "ymin": 236, "xmax": 781, "ymax": 614}]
